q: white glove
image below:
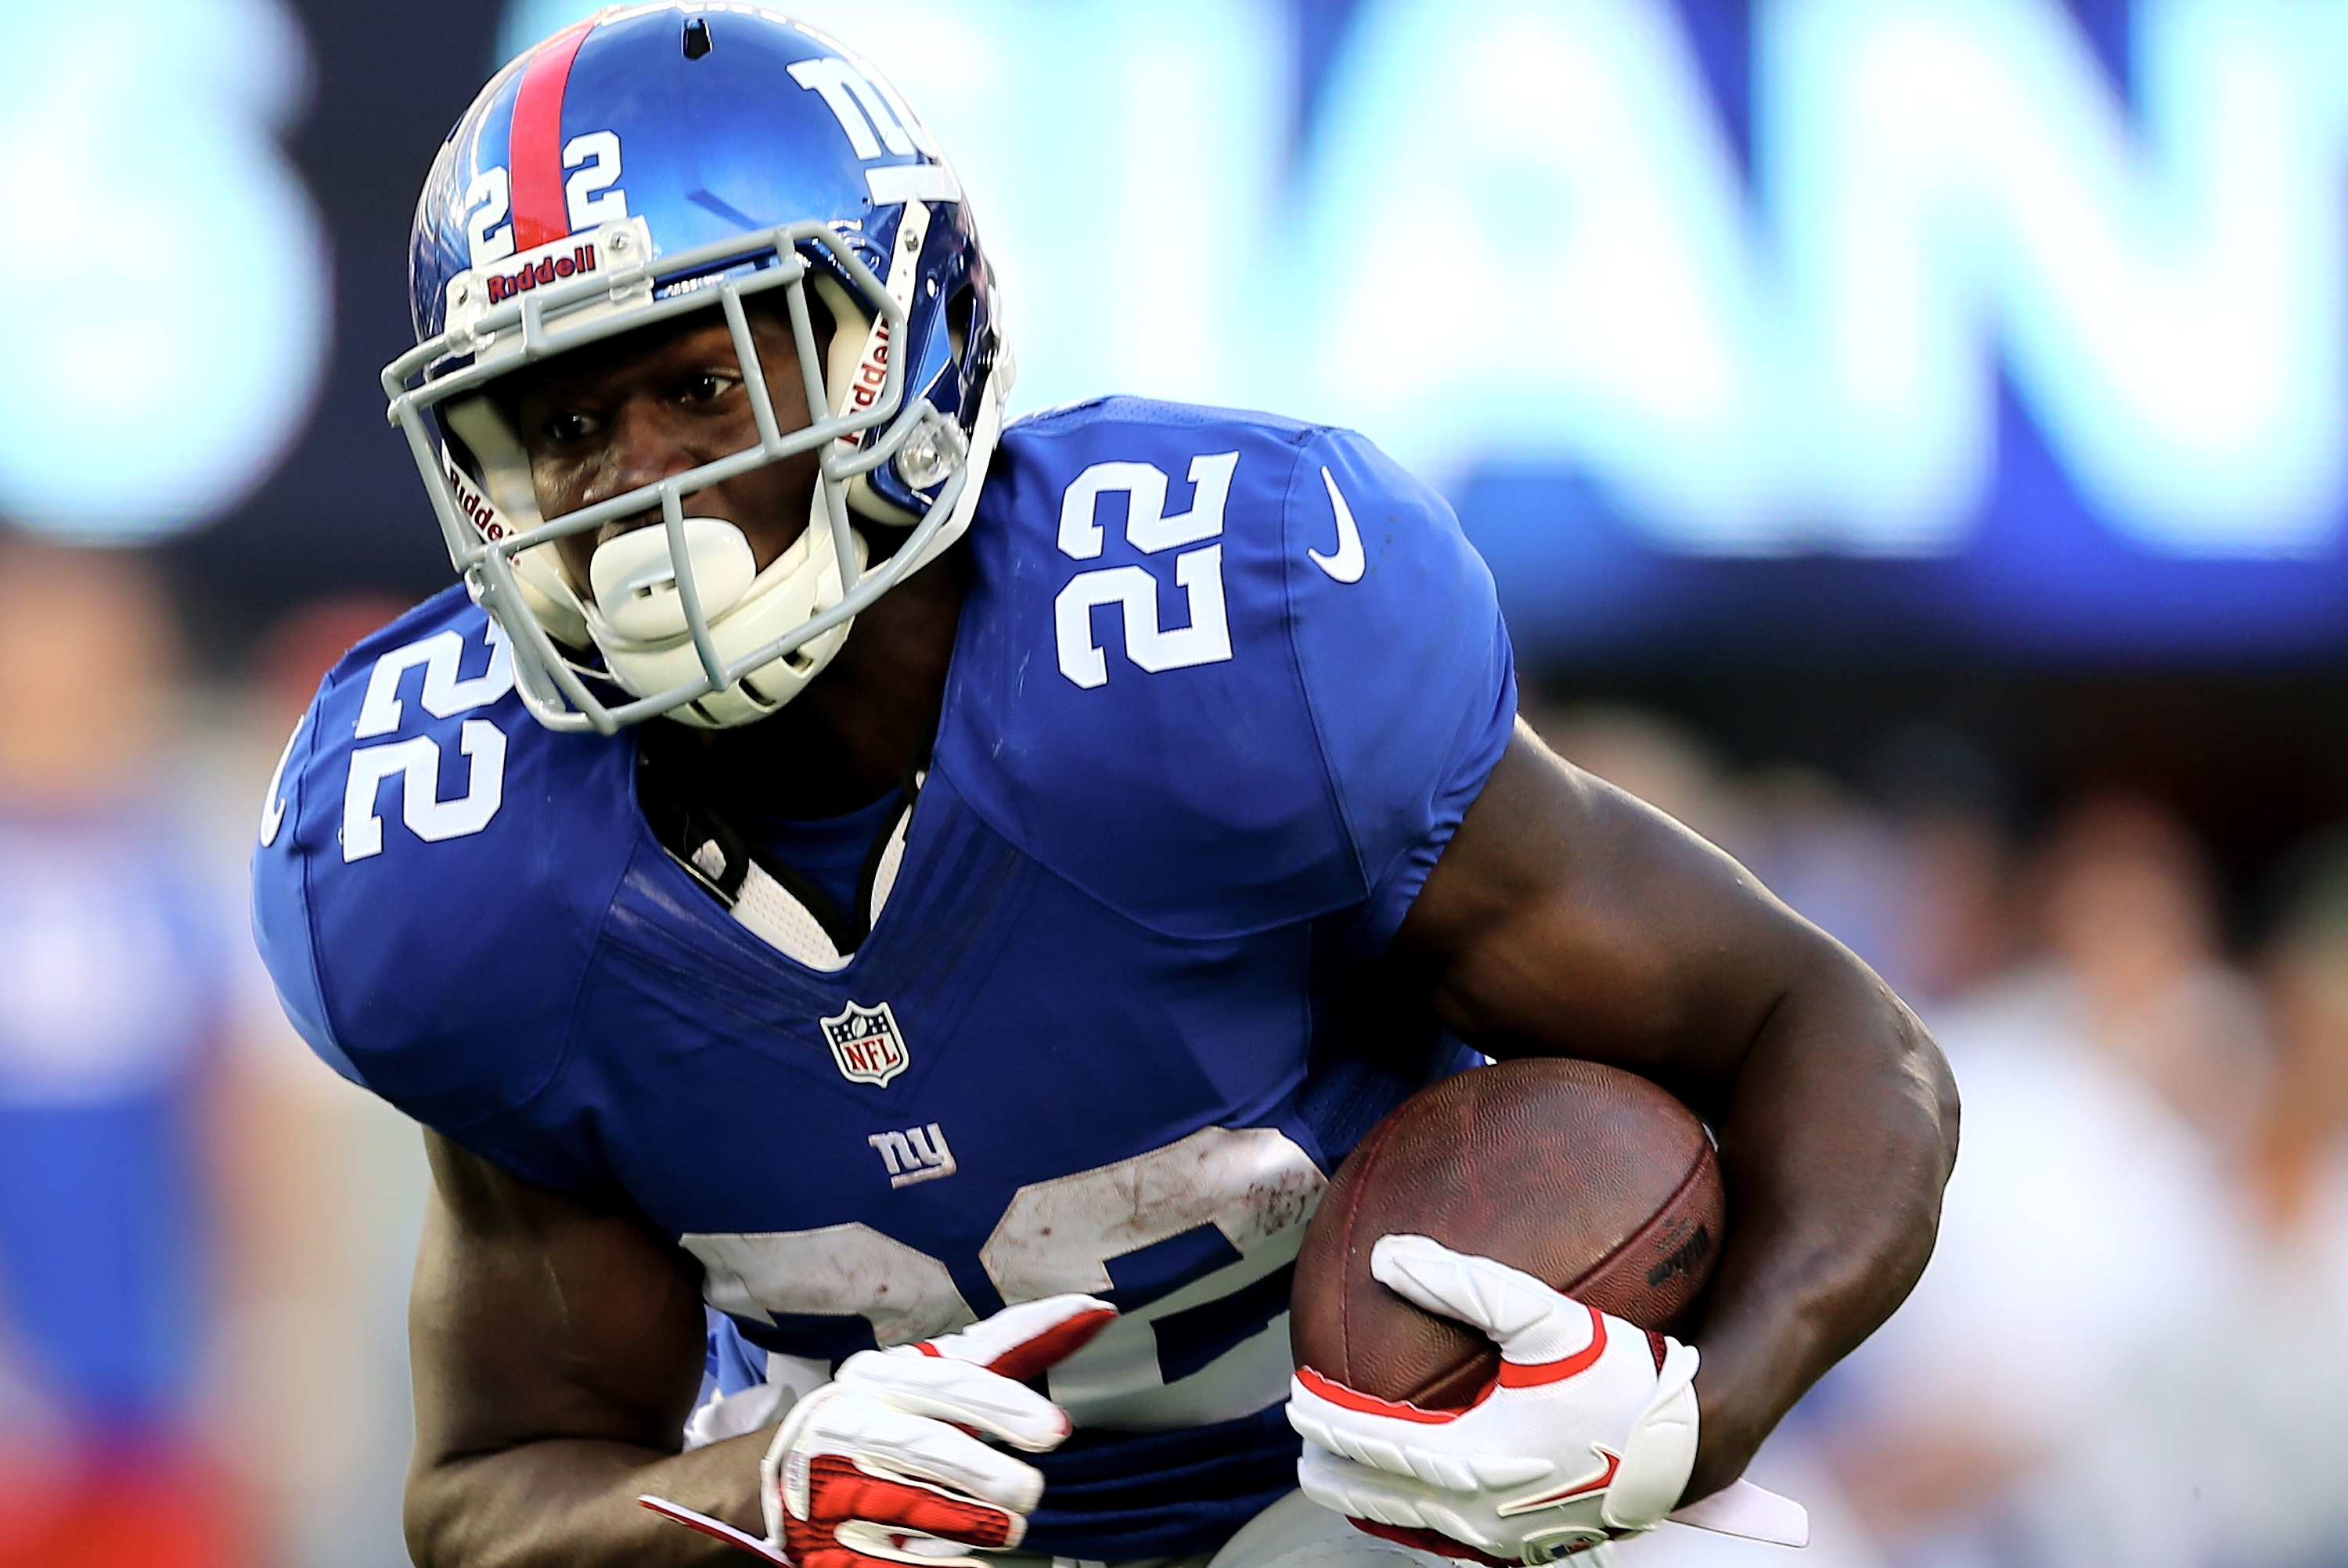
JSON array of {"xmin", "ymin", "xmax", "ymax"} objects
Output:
[
  {"xmin": 1288, "ymin": 1235, "xmax": 1700, "ymax": 1565},
  {"xmin": 642, "ymin": 1294, "xmax": 1115, "ymax": 1567}
]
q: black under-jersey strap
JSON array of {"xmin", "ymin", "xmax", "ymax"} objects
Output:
[{"xmin": 639, "ymin": 749, "xmax": 924, "ymax": 958}]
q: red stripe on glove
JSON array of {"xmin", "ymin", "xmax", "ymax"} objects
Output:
[
  {"xmin": 1500, "ymin": 1449, "xmax": 1621, "ymax": 1512},
  {"xmin": 787, "ymin": 1454, "xmax": 1020, "ymax": 1552},
  {"xmin": 1496, "ymin": 1304, "xmax": 1608, "ymax": 1387},
  {"xmin": 981, "ymin": 1306, "xmax": 1117, "ymax": 1384},
  {"xmin": 1295, "ymin": 1366, "xmax": 1478, "ymax": 1424}
]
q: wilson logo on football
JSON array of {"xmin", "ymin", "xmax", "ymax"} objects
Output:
[
  {"xmin": 484, "ymin": 241, "xmax": 600, "ymax": 305},
  {"xmin": 821, "ymin": 1001, "xmax": 909, "ymax": 1088}
]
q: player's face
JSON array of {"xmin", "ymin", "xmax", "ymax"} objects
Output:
[{"xmin": 501, "ymin": 306, "xmax": 824, "ymax": 598}]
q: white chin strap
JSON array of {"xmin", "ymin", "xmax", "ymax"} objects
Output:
[{"xmin": 581, "ymin": 497, "xmax": 869, "ymax": 729}]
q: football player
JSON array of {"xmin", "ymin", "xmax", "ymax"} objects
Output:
[{"xmin": 252, "ymin": 9, "xmax": 1958, "ymax": 1567}]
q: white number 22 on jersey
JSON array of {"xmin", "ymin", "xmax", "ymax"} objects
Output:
[
  {"xmin": 340, "ymin": 622, "xmax": 514, "ymax": 863},
  {"xmin": 683, "ymin": 1125, "xmax": 1324, "ymax": 1422},
  {"xmin": 1053, "ymin": 452, "xmax": 1241, "ymax": 689}
]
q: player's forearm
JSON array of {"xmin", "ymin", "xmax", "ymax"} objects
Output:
[
  {"xmin": 406, "ymin": 1432, "xmax": 766, "ymax": 1568},
  {"xmin": 1683, "ymin": 948, "xmax": 1957, "ymax": 1501}
]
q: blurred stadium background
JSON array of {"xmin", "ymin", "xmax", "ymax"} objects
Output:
[{"xmin": 7, "ymin": 1, "xmax": 2348, "ymax": 1564}]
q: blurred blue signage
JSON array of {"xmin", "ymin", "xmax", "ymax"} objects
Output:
[{"xmin": 496, "ymin": 0, "xmax": 2348, "ymax": 656}]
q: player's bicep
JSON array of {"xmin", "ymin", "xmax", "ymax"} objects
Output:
[
  {"xmin": 410, "ymin": 1131, "xmax": 709, "ymax": 1465},
  {"xmin": 1399, "ymin": 725, "xmax": 1849, "ymax": 1109}
]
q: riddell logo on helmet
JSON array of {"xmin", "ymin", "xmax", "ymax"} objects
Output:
[
  {"xmin": 834, "ymin": 318, "xmax": 894, "ymax": 451},
  {"xmin": 445, "ymin": 462, "xmax": 506, "ymax": 542},
  {"xmin": 484, "ymin": 244, "xmax": 599, "ymax": 306}
]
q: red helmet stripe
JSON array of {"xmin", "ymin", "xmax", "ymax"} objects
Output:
[{"xmin": 508, "ymin": 20, "xmax": 595, "ymax": 251}]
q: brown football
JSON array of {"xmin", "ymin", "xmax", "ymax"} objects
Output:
[{"xmin": 1291, "ymin": 1057, "xmax": 1725, "ymax": 1408}]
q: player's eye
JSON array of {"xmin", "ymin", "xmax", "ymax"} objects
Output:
[
  {"xmin": 545, "ymin": 409, "xmax": 601, "ymax": 444},
  {"xmin": 678, "ymin": 370, "xmax": 739, "ymax": 405}
]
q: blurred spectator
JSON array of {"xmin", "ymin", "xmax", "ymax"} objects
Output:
[
  {"xmin": 1818, "ymin": 793, "xmax": 2261, "ymax": 1568},
  {"xmin": 1863, "ymin": 727, "xmax": 2018, "ymax": 1008},
  {"xmin": 0, "ymin": 534, "xmax": 247, "ymax": 1567},
  {"xmin": 2223, "ymin": 836, "xmax": 2348, "ymax": 1563},
  {"xmin": 2251, "ymin": 833, "xmax": 2348, "ymax": 1232},
  {"xmin": 2035, "ymin": 796, "xmax": 2271, "ymax": 1154},
  {"xmin": 1524, "ymin": 701, "xmax": 1748, "ymax": 851},
  {"xmin": 1527, "ymin": 701, "xmax": 2009, "ymax": 1007},
  {"xmin": 186, "ymin": 595, "xmax": 423, "ymax": 1568},
  {"xmin": 2103, "ymin": 835, "xmax": 2348, "ymax": 1567},
  {"xmin": 1968, "ymin": 828, "xmax": 2348, "ymax": 1568},
  {"xmin": 1734, "ymin": 768, "xmax": 1915, "ymax": 996},
  {"xmin": 1882, "ymin": 809, "xmax": 2013, "ymax": 1010}
]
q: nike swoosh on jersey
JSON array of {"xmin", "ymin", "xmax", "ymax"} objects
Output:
[{"xmin": 1310, "ymin": 466, "xmax": 1366, "ymax": 584}]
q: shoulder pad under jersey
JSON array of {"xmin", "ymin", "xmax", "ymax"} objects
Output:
[{"xmin": 252, "ymin": 587, "xmax": 636, "ymax": 1181}]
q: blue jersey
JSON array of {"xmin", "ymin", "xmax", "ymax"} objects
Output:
[{"xmin": 254, "ymin": 398, "xmax": 1514, "ymax": 1557}]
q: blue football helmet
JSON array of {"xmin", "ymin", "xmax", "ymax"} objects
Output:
[{"xmin": 384, "ymin": 5, "xmax": 1008, "ymax": 732}]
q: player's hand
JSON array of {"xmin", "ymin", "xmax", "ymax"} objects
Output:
[
  {"xmin": 1286, "ymin": 1235, "xmax": 1698, "ymax": 1565},
  {"xmin": 642, "ymin": 1293, "xmax": 1115, "ymax": 1567}
]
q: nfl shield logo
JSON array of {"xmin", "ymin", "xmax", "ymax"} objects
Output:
[{"xmin": 820, "ymin": 1001, "xmax": 909, "ymax": 1088}]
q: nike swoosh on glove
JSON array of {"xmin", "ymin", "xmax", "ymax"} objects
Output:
[
  {"xmin": 1287, "ymin": 1235, "xmax": 1699, "ymax": 1566},
  {"xmin": 640, "ymin": 1293, "xmax": 1116, "ymax": 1566}
]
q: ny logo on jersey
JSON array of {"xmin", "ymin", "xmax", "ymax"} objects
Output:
[
  {"xmin": 867, "ymin": 1123, "xmax": 955, "ymax": 1189},
  {"xmin": 821, "ymin": 1001, "xmax": 909, "ymax": 1088}
]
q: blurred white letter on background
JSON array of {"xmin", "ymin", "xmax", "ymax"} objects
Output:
[
  {"xmin": 499, "ymin": 0, "xmax": 2348, "ymax": 560},
  {"xmin": 0, "ymin": 0, "xmax": 329, "ymax": 543}
]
